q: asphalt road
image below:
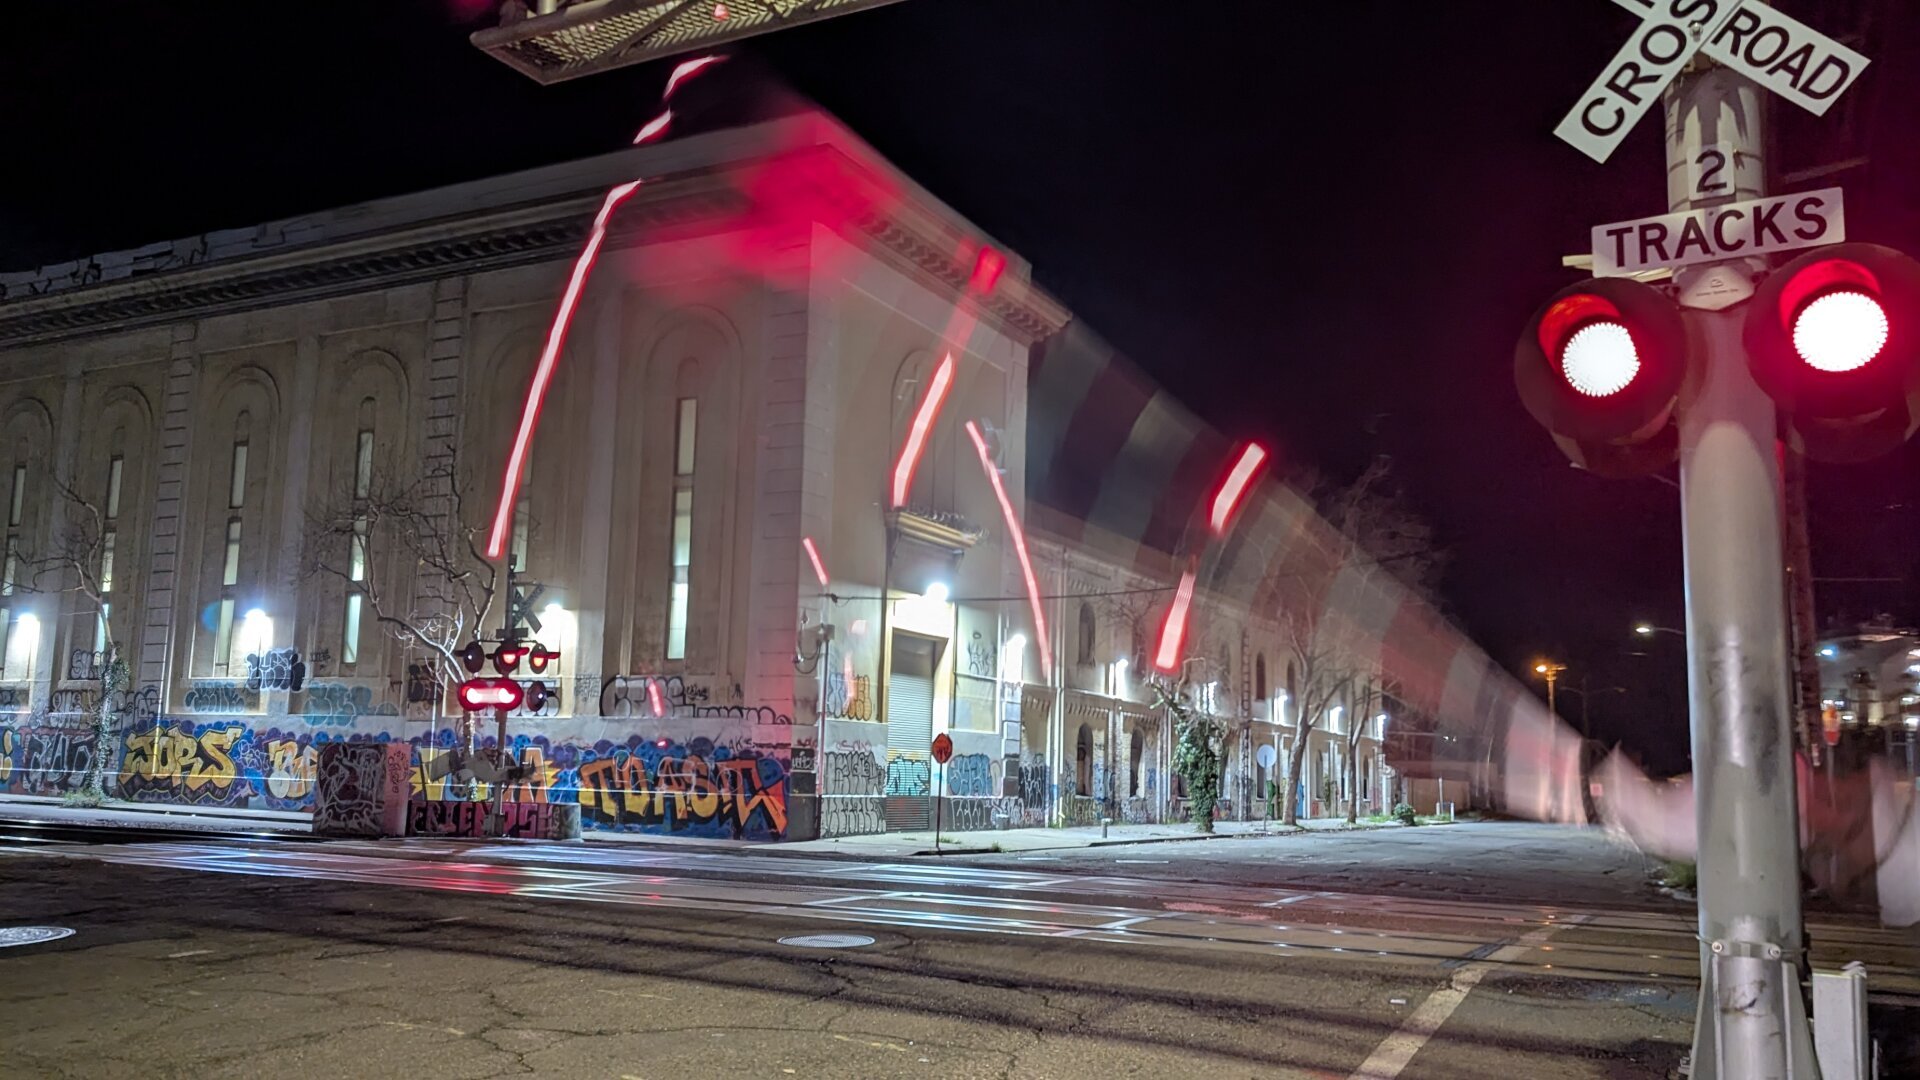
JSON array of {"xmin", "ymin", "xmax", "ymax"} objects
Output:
[
  {"xmin": 0, "ymin": 824, "xmax": 1913, "ymax": 1079},
  {"xmin": 947, "ymin": 821, "xmax": 1678, "ymax": 910}
]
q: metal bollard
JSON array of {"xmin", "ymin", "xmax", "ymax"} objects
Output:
[
  {"xmin": 1101, "ymin": 817, "xmax": 1112, "ymax": 839},
  {"xmin": 1812, "ymin": 961, "xmax": 1871, "ymax": 1080}
]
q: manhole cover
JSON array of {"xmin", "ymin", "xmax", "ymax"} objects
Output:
[
  {"xmin": 777, "ymin": 934, "xmax": 874, "ymax": 949},
  {"xmin": 0, "ymin": 927, "xmax": 74, "ymax": 948}
]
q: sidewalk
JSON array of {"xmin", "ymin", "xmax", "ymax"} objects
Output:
[
  {"xmin": 0, "ymin": 795, "xmax": 312, "ymax": 835},
  {"xmin": 0, "ymin": 794, "xmax": 1435, "ymax": 855},
  {"xmin": 587, "ymin": 813, "xmax": 1433, "ymax": 857}
]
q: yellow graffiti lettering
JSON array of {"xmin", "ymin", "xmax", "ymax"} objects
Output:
[{"xmin": 266, "ymin": 740, "xmax": 316, "ymax": 800}]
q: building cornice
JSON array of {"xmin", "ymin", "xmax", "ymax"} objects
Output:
[{"xmin": 0, "ymin": 143, "xmax": 1070, "ymax": 351}]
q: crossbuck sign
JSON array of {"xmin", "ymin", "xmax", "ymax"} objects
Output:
[{"xmin": 1557, "ymin": 0, "xmax": 1870, "ymax": 163}]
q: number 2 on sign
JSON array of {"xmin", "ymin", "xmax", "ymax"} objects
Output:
[
  {"xmin": 1687, "ymin": 143, "xmax": 1753, "ymax": 200},
  {"xmin": 1692, "ymin": 147, "xmax": 1728, "ymax": 195}
]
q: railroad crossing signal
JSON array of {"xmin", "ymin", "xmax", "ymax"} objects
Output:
[
  {"xmin": 1520, "ymin": 244, "xmax": 1920, "ymax": 469},
  {"xmin": 1536, "ymin": 4, "xmax": 1890, "ymax": 1074},
  {"xmin": 453, "ymin": 634, "xmax": 559, "ymax": 717}
]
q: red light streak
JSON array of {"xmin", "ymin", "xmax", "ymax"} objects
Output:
[
  {"xmin": 486, "ymin": 56, "xmax": 725, "ymax": 560},
  {"xmin": 1209, "ymin": 443, "xmax": 1268, "ymax": 535},
  {"xmin": 487, "ymin": 179, "xmax": 640, "ymax": 558},
  {"xmin": 647, "ymin": 678, "xmax": 667, "ymax": 718},
  {"xmin": 631, "ymin": 110, "xmax": 673, "ymax": 145},
  {"xmin": 664, "ymin": 55, "xmax": 723, "ymax": 99},
  {"xmin": 969, "ymin": 246, "xmax": 1006, "ymax": 295},
  {"xmin": 891, "ymin": 352, "xmax": 955, "ymax": 508},
  {"xmin": 964, "ymin": 420, "xmax": 1051, "ymax": 681},
  {"xmin": 802, "ymin": 536, "xmax": 830, "ymax": 588},
  {"xmin": 1153, "ymin": 567, "xmax": 1197, "ymax": 672}
]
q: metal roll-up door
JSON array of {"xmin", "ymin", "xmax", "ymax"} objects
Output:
[{"xmin": 884, "ymin": 635, "xmax": 936, "ymax": 831}]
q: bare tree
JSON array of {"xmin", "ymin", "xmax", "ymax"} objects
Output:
[
  {"xmin": 1278, "ymin": 603, "xmax": 1356, "ymax": 827},
  {"xmin": 1316, "ymin": 455, "xmax": 1447, "ymax": 607},
  {"xmin": 1343, "ymin": 674, "xmax": 1387, "ymax": 824},
  {"xmin": 1278, "ymin": 456, "xmax": 1442, "ymax": 826},
  {"xmin": 21, "ymin": 477, "xmax": 130, "ymax": 806},
  {"xmin": 299, "ymin": 456, "xmax": 502, "ymax": 706}
]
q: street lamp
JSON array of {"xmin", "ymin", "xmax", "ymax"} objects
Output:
[
  {"xmin": 1533, "ymin": 660, "xmax": 1567, "ymax": 718},
  {"xmin": 1634, "ymin": 623, "xmax": 1683, "ymax": 638}
]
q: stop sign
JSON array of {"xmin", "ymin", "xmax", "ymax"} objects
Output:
[{"xmin": 931, "ymin": 733, "xmax": 953, "ymax": 765}]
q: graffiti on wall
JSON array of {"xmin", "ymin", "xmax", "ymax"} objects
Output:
[
  {"xmin": 1018, "ymin": 757, "xmax": 1050, "ymax": 810},
  {"xmin": 945, "ymin": 797, "xmax": 1011, "ymax": 832},
  {"xmin": 884, "ymin": 755, "xmax": 930, "ymax": 797},
  {"xmin": 572, "ymin": 737, "xmax": 787, "ymax": 839},
  {"xmin": 257, "ymin": 728, "xmax": 317, "ymax": 808},
  {"xmin": 945, "ymin": 753, "xmax": 992, "ymax": 797},
  {"xmin": 314, "ymin": 742, "xmax": 410, "ymax": 837},
  {"xmin": 822, "ymin": 671, "xmax": 872, "ymax": 721},
  {"xmin": 409, "ymin": 799, "xmax": 560, "ymax": 839},
  {"xmin": 120, "ymin": 722, "xmax": 251, "ymax": 806},
  {"xmin": 68, "ymin": 649, "xmax": 109, "ymax": 681},
  {"xmin": 820, "ymin": 749, "xmax": 885, "ymax": 837},
  {"xmin": 245, "ymin": 648, "xmax": 305, "ymax": 692},
  {"xmin": 300, "ymin": 683, "xmax": 399, "ymax": 726},
  {"xmin": 0, "ymin": 725, "xmax": 98, "ymax": 795},
  {"xmin": 599, "ymin": 675, "xmax": 793, "ymax": 726},
  {"xmin": 965, "ymin": 632, "xmax": 994, "ymax": 677},
  {"xmin": 182, "ymin": 682, "xmax": 259, "ymax": 714}
]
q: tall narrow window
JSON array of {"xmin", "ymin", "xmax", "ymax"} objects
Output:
[
  {"xmin": 1, "ymin": 461, "xmax": 23, "ymax": 679},
  {"xmin": 2, "ymin": 463, "xmax": 23, "ymax": 598},
  {"xmin": 666, "ymin": 397, "xmax": 696, "ymax": 660},
  {"xmin": 215, "ymin": 439, "xmax": 247, "ymax": 674},
  {"xmin": 510, "ymin": 443, "xmax": 532, "ymax": 574},
  {"xmin": 95, "ymin": 455, "xmax": 124, "ymax": 659},
  {"xmin": 344, "ymin": 421, "xmax": 373, "ymax": 666},
  {"xmin": 1077, "ymin": 603, "xmax": 1096, "ymax": 666}
]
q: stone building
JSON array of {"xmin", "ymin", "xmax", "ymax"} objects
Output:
[{"xmin": 0, "ymin": 107, "xmax": 1523, "ymax": 838}]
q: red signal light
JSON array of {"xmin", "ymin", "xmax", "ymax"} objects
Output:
[
  {"xmin": 458, "ymin": 678, "xmax": 524, "ymax": 712},
  {"xmin": 526, "ymin": 645, "xmax": 557, "ymax": 674},
  {"xmin": 1792, "ymin": 290, "xmax": 1888, "ymax": 373},
  {"xmin": 1745, "ymin": 243, "xmax": 1920, "ymax": 462},
  {"xmin": 493, "ymin": 644, "xmax": 523, "ymax": 675},
  {"xmin": 1516, "ymin": 277, "xmax": 1696, "ymax": 478},
  {"xmin": 1559, "ymin": 320, "xmax": 1639, "ymax": 397}
]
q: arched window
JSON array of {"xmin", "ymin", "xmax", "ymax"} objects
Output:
[
  {"xmin": 342, "ymin": 397, "xmax": 376, "ymax": 667},
  {"xmin": 1255, "ymin": 653, "xmax": 1268, "ymax": 701},
  {"xmin": 1077, "ymin": 603, "xmax": 1096, "ymax": 667}
]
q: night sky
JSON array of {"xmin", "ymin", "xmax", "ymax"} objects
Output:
[{"xmin": 5, "ymin": 1, "xmax": 1917, "ymax": 772}]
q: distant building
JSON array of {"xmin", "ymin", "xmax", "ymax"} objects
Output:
[
  {"xmin": 0, "ymin": 107, "xmax": 1524, "ymax": 838},
  {"xmin": 1817, "ymin": 621, "xmax": 1920, "ymax": 742}
]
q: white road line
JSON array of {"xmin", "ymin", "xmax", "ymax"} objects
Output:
[
  {"xmin": 1100, "ymin": 916, "xmax": 1150, "ymax": 930},
  {"xmin": 1347, "ymin": 916, "xmax": 1585, "ymax": 1080}
]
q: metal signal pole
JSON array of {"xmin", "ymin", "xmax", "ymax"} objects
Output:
[{"xmin": 1665, "ymin": 62, "xmax": 1818, "ymax": 1078}]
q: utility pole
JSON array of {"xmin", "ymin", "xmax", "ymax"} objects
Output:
[
  {"xmin": 1782, "ymin": 444, "xmax": 1824, "ymax": 764},
  {"xmin": 1665, "ymin": 63, "xmax": 1818, "ymax": 1078},
  {"xmin": 1533, "ymin": 660, "xmax": 1565, "ymax": 720}
]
